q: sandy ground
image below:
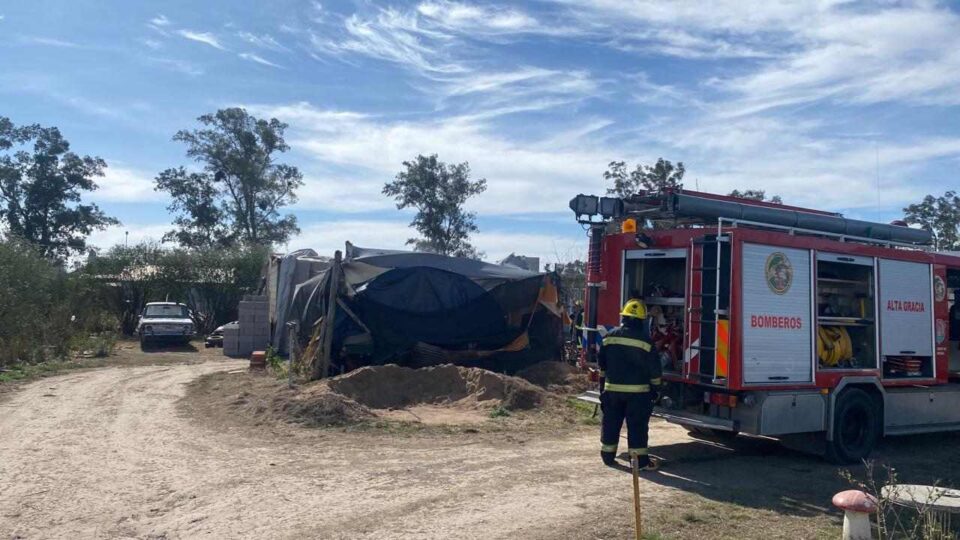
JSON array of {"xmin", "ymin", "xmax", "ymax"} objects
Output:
[{"xmin": 4, "ymin": 349, "xmax": 960, "ymax": 539}]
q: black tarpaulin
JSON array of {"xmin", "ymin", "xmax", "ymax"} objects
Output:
[
  {"xmin": 291, "ymin": 245, "xmax": 562, "ymax": 374},
  {"xmin": 354, "ymin": 267, "xmax": 511, "ymax": 349}
]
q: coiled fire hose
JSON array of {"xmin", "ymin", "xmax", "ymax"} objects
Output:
[{"xmin": 817, "ymin": 326, "xmax": 853, "ymax": 366}]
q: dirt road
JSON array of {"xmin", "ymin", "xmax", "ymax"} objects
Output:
[
  {"xmin": 4, "ymin": 355, "xmax": 958, "ymax": 539},
  {"xmin": 0, "ymin": 357, "xmax": 674, "ymax": 539}
]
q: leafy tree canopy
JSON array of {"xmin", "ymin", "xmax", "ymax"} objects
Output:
[
  {"xmin": 903, "ymin": 191, "xmax": 960, "ymax": 251},
  {"xmin": 728, "ymin": 189, "xmax": 783, "ymax": 204},
  {"xmin": 0, "ymin": 117, "xmax": 117, "ymax": 260},
  {"xmin": 383, "ymin": 154, "xmax": 487, "ymax": 259},
  {"xmin": 604, "ymin": 158, "xmax": 685, "ymax": 198},
  {"xmin": 155, "ymin": 108, "xmax": 303, "ymax": 248}
]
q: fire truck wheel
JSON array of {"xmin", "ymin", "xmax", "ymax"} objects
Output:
[{"xmin": 826, "ymin": 388, "xmax": 881, "ymax": 464}]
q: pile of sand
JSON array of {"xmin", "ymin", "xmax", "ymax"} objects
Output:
[
  {"xmin": 327, "ymin": 364, "xmax": 547, "ymax": 411},
  {"xmin": 192, "ymin": 363, "xmax": 552, "ymax": 429},
  {"xmin": 201, "ymin": 373, "xmax": 376, "ymax": 426},
  {"xmin": 516, "ymin": 361, "xmax": 591, "ymax": 393}
]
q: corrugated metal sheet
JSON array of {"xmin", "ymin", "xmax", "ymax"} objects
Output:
[
  {"xmin": 741, "ymin": 243, "xmax": 813, "ymax": 384},
  {"xmin": 878, "ymin": 259, "xmax": 933, "ymax": 357}
]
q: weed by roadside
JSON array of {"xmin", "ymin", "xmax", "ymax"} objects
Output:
[
  {"xmin": 567, "ymin": 396, "xmax": 600, "ymax": 425},
  {"xmin": 841, "ymin": 461, "xmax": 956, "ymax": 540},
  {"xmin": 490, "ymin": 406, "xmax": 511, "ymax": 418},
  {"xmin": 71, "ymin": 332, "xmax": 118, "ymax": 358},
  {"xmin": 0, "ymin": 359, "xmax": 85, "ymax": 383}
]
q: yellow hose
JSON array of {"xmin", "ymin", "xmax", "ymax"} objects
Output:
[{"xmin": 817, "ymin": 325, "xmax": 853, "ymax": 366}]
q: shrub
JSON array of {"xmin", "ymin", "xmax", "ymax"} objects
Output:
[{"xmin": 0, "ymin": 238, "xmax": 112, "ymax": 366}]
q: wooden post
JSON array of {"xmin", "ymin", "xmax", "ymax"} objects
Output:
[
  {"xmin": 286, "ymin": 320, "xmax": 298, "ymax": 388},
  {"xmin": 312, "ymin": 250, "xmax": 341, "ymax": 380},
  {"xmin": 632, "ymin": 456, "xmax": 643, "ymax": 540}
]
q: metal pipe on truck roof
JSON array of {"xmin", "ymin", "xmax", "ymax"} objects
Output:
[{"xmin": 668, "ymin": 193, "xmax": 932, "ymax": 245}]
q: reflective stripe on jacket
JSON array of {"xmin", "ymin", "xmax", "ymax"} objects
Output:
[{"xmin": 598, "ymin": 323, "xmax": 661, "ymax": 392}]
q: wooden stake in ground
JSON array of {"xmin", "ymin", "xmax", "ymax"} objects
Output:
[
  {"xmin": 632, "ymin": 456, "xmax": 643, "ymax": 540},
  {"xmin": 311, "ymin": 250, "xmax": 342, "ymax": 380}
]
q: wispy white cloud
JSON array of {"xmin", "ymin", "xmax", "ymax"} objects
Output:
[
  {"xmin": 238, "ymin": 52, "xmax": 283, "ymax": 69},
  {"xmin": 178, "ymin": 30, "xmax": 226, "ymax": 51},
  {"xmin": 246, "ymin": 101, "xmax": 618, "ymax": 215},
  {"xmin": 150, "ymin": 14, "xmax": 170, "ymax": 27},
  {"xmin": 312, "ymin": 7, "xmax": 465, "ymax": 74},
  {"xmin": 416, "ymin": 1, "xmax": 540, "ymax": 34},
  {"xmin": 430, "ymin": 67, "xmax": 602, "ymax": 118},
  {"xmin": 21, "ymin": 36, "xmax": 80, "ymax": 48},
  {"xmin": 148, "ymin": 56, "xmax": 204, "ymax": 76},
  {"xmin": 142, "ymin": 38, "xmax": 162, "ymax": 50},
  {"xmin": 718, "ymin": 5, "xmax": 960, "ymax": 113},
  {"xmin": 237, "ymin": 31, "xmax": 288, "ymax": 52},
  {"xmin": 94, "ymin": 164, "xmax": 162, "ymax": 203}
]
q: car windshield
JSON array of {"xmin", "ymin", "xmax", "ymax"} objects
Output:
[{"xmin": 143, "ymin": 305, "xmax": 188, "ymax": 318}]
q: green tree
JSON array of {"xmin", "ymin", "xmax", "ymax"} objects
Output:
[
  {"xmin": 383, "ymin": 154, "xmax": 487, "ymax": 258},
  {"xmin": 0, "ymin": 117, "xmax": 118, "ymax": 260},
  {"xmin": 728, "ymin": 189, "xmax": 783, "ymax": 204},
  {"xmin": 903, "ymin": 191, "xmax": 960, "ymax": 251},
  {"xmin": 155, "ymin": 108, "xmax": 303, "ymax": 248},
  {"xmin": 604, "ymin": 158, "xmax": 685, "ymax": 198},
  {"xmin": 549, "ymin": 260, "xmax": 586, "ymax": 305}
]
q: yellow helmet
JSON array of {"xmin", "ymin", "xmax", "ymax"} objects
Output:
[{"xmin": 620, "ymin": 299, "xmax": 648, "ymax": 320}]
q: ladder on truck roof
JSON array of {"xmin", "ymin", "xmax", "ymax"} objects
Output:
[{"xmin": 689, "ymin": 228, "xmax": 730, "ymax": 384}]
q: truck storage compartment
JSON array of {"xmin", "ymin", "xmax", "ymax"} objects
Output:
[
  {"xmin": 815, "ymin": 254, "xmax": 877, "ymax": 370},
  {"xmin": 741, "ymin": 244, "xmax": 813, "ymax": 384},
  {"xmin": 878, "ymin": 259, "xmax": 934, "ymax": 379},
  {"xmin": 622, "ymin": 248, "xmax": 686, "ymax": 374}
]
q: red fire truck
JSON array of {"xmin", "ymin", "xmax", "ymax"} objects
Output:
[{"xmin": 572, "ymin": 190, "xmax": 960, "ymax": 463}]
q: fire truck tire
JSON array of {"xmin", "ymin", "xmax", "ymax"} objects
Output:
[{"xmin": 825, "ymin": 388, "xmax": 881, "ymax": 464}]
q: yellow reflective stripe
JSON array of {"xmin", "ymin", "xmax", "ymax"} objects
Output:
[
  {"xmin": 602, "ymin": 337, "xmax": 652, "ymax": 351},
  {"xmin": 599, "ymin": 371, "xmax": 606, "ymax": 377},
  {"xmin": 650, "ymin": 378, "xmax": 662, "ymax": 385},
  {"xmin": 604, "ymin": 382, "xmax": 651, "ymax": 393},
  {"xmin": 601, "ymin": 443, "xmax": 618, "ymax": 452},
  {"xmin": 628, "ymin": 448, "xmax": 649, "ymax": 456}
]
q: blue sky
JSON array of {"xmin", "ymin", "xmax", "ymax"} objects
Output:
[{"xmin": 2, "ymin": 0, "xmax": 959, "ymax": 266}]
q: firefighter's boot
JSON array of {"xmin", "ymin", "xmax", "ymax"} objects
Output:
[{"xmin": 601, "ymin": 451, "xmax": 616, "ymax": 467}]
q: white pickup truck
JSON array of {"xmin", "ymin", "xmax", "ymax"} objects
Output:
[{"xmin": 137, "ymin": 302, "xmax": 195, "ymax": 349}]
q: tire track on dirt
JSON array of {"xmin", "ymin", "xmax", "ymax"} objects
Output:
[{"xmin": 0, "ymin": 361, "xmax": 688, "ymax": 539}]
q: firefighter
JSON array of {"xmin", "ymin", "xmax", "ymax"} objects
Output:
[
  {"xmin": 570, "ymin": 301, "xmax": 584, "ymax": 343},
  {"xmin": 599, "ymin": 299, "xmax": 662, "ymax": 470}
]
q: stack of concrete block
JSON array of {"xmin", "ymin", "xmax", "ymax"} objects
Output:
[
  {"xmin": 222, "ymin": 322, "xmax": 241, "ymax": 357},
  {"xmin": 225, "ymin": 294, "xmax": 270, "ymax": 358}
]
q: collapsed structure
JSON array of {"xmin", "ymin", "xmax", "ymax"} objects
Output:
[{"xmin": 264, "ymin": 243, "xmax": 565, "ymax": 378}]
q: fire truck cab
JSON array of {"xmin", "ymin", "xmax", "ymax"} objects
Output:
[{"xmin": 572, "ymin": 190, "xmax": 960, "ymax": 463}]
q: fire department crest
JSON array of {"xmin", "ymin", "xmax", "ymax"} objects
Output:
[
  {"xmin": 935, "ymin": 275, "xmax": 946, "ymax": 302},
  {"xmin": 765, "ymin": 252, "xmax": 793, "ymax": 295}
]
